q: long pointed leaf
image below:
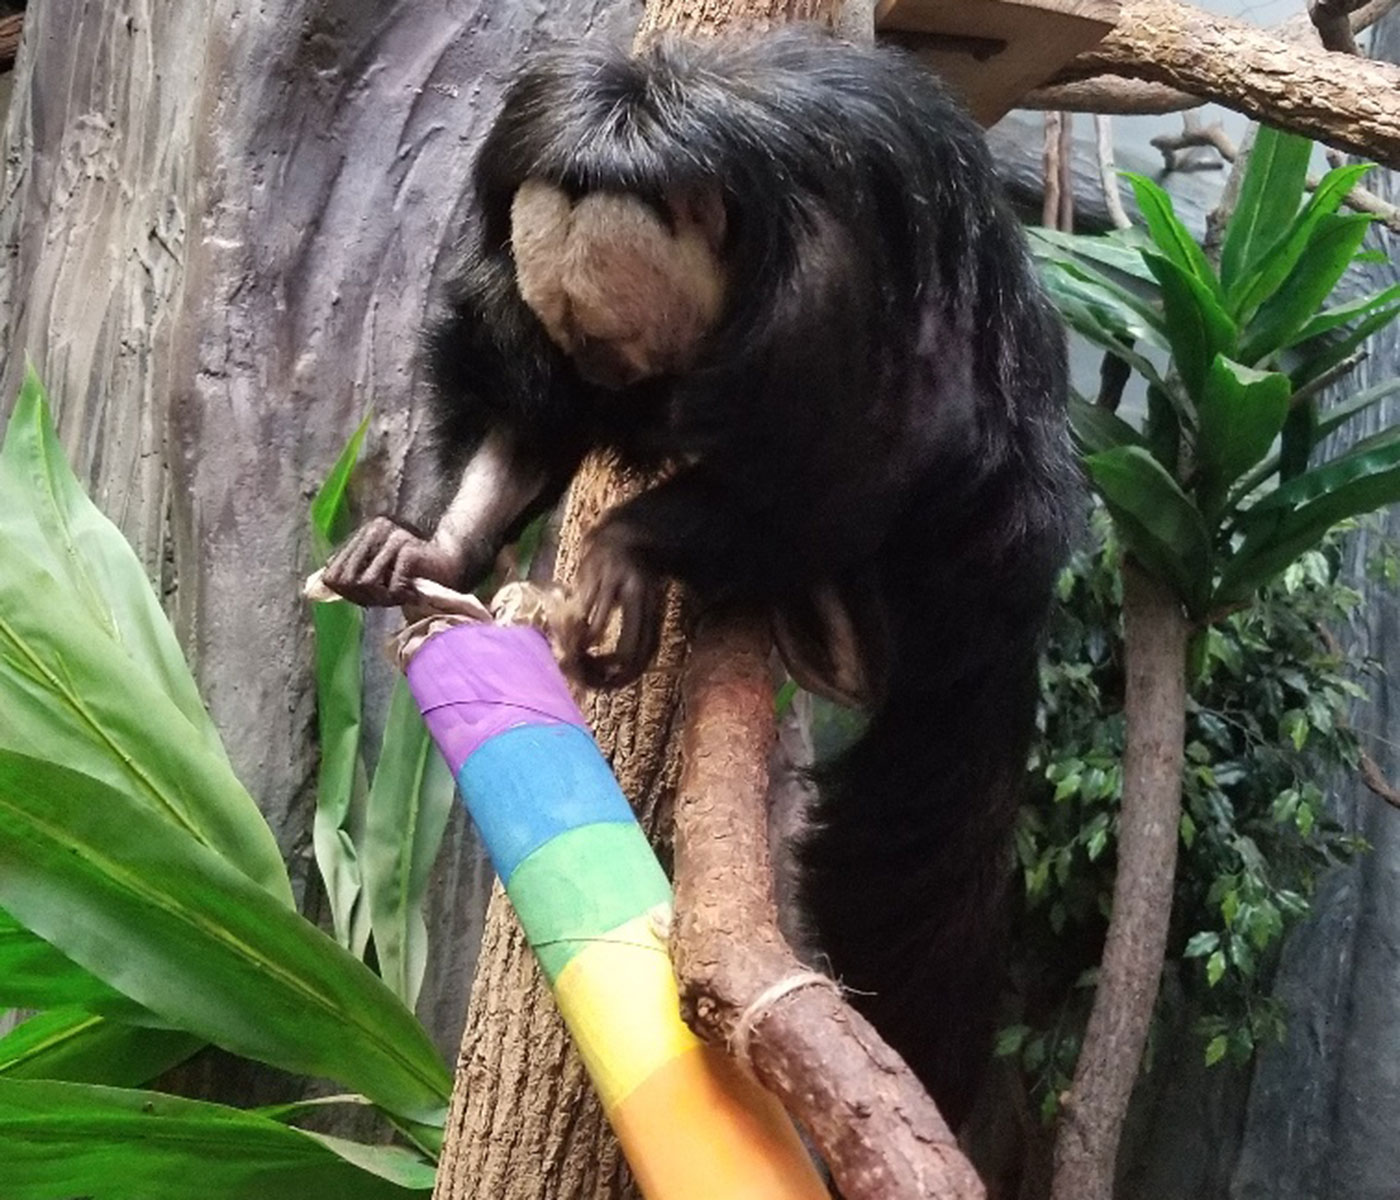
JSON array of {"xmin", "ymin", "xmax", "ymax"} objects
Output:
[
  {"xmin": 1240, "ymin": 214, "xmax": 1374, "ymax": 363},
  {"xmin": 1126, "ymin": 174, "xmax": 1223, "ymax": 301},
  {"xmin": 1069, "ymin": 394, "xmax": 1147, "ymax": 456},
  {"xmin": 0, "ymin": 547, "xmax": 292, "ymax": 903},
  {"xmin": 1295, "ymin": 283, "xmax": 1400, "ymax": 343},
  {"xmin": 1286, "ymin": 299, "xmax": 1400, "ymax": 389},
  {"xmin": 1195, "ymin": 357, "xmax": 1292, "ymax": 513},
  {"xmin": 1219, "ymin": 428, "xmax": 1400, "ymax": 603},
  {"xmin": 1228, "ymin": 163, "xmax": 1373, "ymax": 321},
  {"xmin": 363, "ymin": 681, "xmax": 456, "ymax": 1010},
  {"xmin": 1144, "ymin": 252, "xmax": 1237, "ymax": 402},
  {"xmin": 0, "ymin": 750, "xmax": 450, "ymax": 1123},
  {"xmin": 1084, "ymin": 446, "xmax": 1213, "ymax": 613},
  {"xmin": 0, "ymin": 367, "xmax": 226, "ymax": 761},
  {"xmin": 0, "ymin": 1079, "xmax": 435, "ymax": 1198},
  {"xmin": 1219, "ymin": 126, "xmax": 1313, "ymax": 293},
  {"xmin": 0, "ymin": 1009, "xmax": 202, "ymax": 1086},
  {"xmin": 310, "ymin": 421, "xmax": 371, "ymax": 950},
  {"xmin": 0, "ymin": 909, "xmax": 161, "ymax": 1024}
]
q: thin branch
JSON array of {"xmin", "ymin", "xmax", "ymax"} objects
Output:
[
  {"xmin": 1025, "ymin": 0, "xmax": 1400, "ymax": 122},
  {"xmin": 1094, "ymin": 115, "xmax": 1134, "ymax": 231},
  {"xmin": 671, "ymin": 612, "xmax": 985, "ymax": 1200}
]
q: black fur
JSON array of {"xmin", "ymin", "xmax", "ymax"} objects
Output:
[{"xmin": 427, "ymin": 28, "xmax": 1077, "ymax": 1126}]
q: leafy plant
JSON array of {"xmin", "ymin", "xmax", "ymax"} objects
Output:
[
  {"xmin": 0, "ymin": 368, "xmax": 448, "ymax": 1197},
  {"xmin": 1003, "ymin": 510, "xmax": 1370, "ymax": 1116},
  {"xmin": 1031, "ymin": 124, "xmax": 1400, "ymax": 615},
  {"xmin": 308, "ymin": 424, "xmax": 456, "ymax": 1009}
]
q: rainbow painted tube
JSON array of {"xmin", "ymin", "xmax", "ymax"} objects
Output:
[{"xmin": 404, "ymin": 622, "xmax": 828, "ymax": 1200}]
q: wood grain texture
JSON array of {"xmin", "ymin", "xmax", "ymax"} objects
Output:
[{"xmin": 0, "ymin": 0, "xmax": 636, "ymax": 1092}]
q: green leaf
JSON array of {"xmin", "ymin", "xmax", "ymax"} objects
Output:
[
  {"xmin": 0, "ymin": 1079, "xmax": 435, "ymax": 1198},
  {"xmin": 1038, "ymin": 265, "xmax": 1169, "ymax": 381},
  {"xmin": 1206, "ymin": 950, "xmax": 1227, "ymax": 987},
  {"xmin": 1069, "ymin": 394, "xmax": 1146, "ymax": 457},
  {"xmin": 1205, "ymin": 1034, "xmax": 1228, "ymax": 1066},
  {"xmin": 0, "ymin": 750, "xmax": 450, "ymax": 1124},
  {"xmin": 1183, "ymin": 931, "xmax": 1220, "ymax": 959},
  {"xmin": 0, "ymin": 367, "xmax": 227, "ymax": 761},
  {"xmin": 310, "ymin": 425, "xmax": 372, "ymax": 953},
  {"xmin": 310, "ymin": 416, "xmax": 371, "ymax": 560},
  {"xmin": 1195, "ymin": 357, "xmax": 1292, "ymax": 512},
  {"xmin": 0, "ymin": 1009, "xmax": 202, "ymax": 1087},
  {"xmin": 1219, "ymin": 126, "xmax": 1313, "ymax": 293},
  {"xmin": 0, "ymin": 545, "xmax": 293, "ymax": 905},
  {"xmin": 1295, "ymin": 283, "xmax": 1400, "ymax": 343},
  {"xmin": 1229, "ymin": 163, "xmax": 1373, "ymax": 321},
  {"xmin": 1030, "ymin": 249, "xmax": 1166, "ymax": 343},
  {"xmin": 1084, "ymin": 446, "xmax": 1213, "ymax": 613},
  {"xmin": 363, "ymin": 680, "xmax": 456, "ymax": 1010},
  {"xmin": 1126, "ymin": 174, "xmax": 1223, "ymax": 301},
  {"xmin": 1286, "ymin": 299, "xmax": 1400, "ymax": 389},
  {"xmin": 994, "ymin": 1025, "xmax": 1031, "ymax": 1057},
  {"xmin": 0, "ymin": 909, "xmax": 157, "ymax": 1022},
  {"xmin": 1144, "ymin": 253, "xmax": 1237, "ymax": 401},
  {"xmin": 1240, "ymin": 214, "xmax": 1374, "ymax": 364},
  {"xmin": 1218, "ymin": 427, "xmax": 1400, "ymax": 604}
]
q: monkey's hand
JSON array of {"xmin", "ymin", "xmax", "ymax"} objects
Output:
[
  {"xmin": 321, "ymin": 516, "xmax": 491, "ymax": 608},
  {"xmin": 564, "ymin": 523, "xmax": 664, "ymax": 689}
]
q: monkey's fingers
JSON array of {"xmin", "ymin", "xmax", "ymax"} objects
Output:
[{"xmin": 323, "ymin": 517, "xmax": 424, "ymax": 607}]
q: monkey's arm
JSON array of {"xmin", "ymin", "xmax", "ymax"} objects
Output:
[{"xmin": 322, "ymin": 429, "xmax": 561, "ymax": 608}]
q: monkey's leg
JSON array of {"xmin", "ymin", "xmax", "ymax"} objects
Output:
[{"xmin": 323, "ymin": 430, "xmax": 553, "ymax": 607}]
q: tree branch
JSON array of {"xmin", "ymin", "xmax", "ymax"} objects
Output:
[
  {"xmin": 1051, "ymin": 562, "xmax": 1191, "ymax": 1200},
  {"xmin": 1024, "ymin": 0, "xmax": 1400, "ymax": 152},
  {"xmin": 671, "ymin": 612, "xmax": 985, "ymax": 1200}
]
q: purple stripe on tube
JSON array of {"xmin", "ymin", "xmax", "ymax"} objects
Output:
[{"xmin": 405, "ymin": 624, "xmax": 588, "ymax": 776}]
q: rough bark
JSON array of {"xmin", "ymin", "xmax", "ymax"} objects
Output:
[
  {"xmin": 436, "ymin": 456, "xmax": 689, "ymax": 1200},
  {"xmin": 1031, "ymin": 0, "xmax": 1400, "ymax": 169},
  {"xmin": 0, "ymin": 0, "xmax": 633, "ymax": 1100},
  {"xmin": 1051, "ymin": 562, "xmax": 1190, "ymax": 1200},
  {"xmin": 673, "ymin": 613, "xmax": 984, "ymax": 1200}
]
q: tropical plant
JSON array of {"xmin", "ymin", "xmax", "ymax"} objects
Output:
[
  {"xmin": 0, "ymin": 368, "xmax": 447, "ymax": 1198},
  {"xmin": 1029, "ymin": 126, "xmax": 1400, "ymax": 1200},
  {"xmin": 1002, "ymin": 509, "xmax": 1371, "ymax": 1119}
]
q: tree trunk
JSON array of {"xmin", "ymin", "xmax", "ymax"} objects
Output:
[
  {"xmin": 433, "ymin": 4, "xmax": 844, "ymax": 1198},
  {"xmin": 1051, "ymin": 561, "xmax": 1190, "ymax": 1200},
  {"xmin": 0, "ymin": 0, "xmax": 635, "ymax": 1097}
]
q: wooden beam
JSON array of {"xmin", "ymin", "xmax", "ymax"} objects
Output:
[
  {"xmin": 0, "ymin": 14, "xmax": 23, "ymax": 71},
  {"xmin": 877, "ymin": 0, "xmax": 1119, "ymax": 124}
]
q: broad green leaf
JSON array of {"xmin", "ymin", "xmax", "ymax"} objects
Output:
[
  {"xmin": 1219, "ymin": 127, "xmax": 1313, "ymax": 293},
  {"xmin": 1286, "ymin": 299, "xmax": 1400, "ymax": 389},
  {"xmin": 1030, "ymin": 225, "xmax": 1158, "ymax": 284},
  {"xmin": 1218, "ymin": 427, "xmax": 1400, "ymax": 604},
  {"xmin": 0, "ymin": 1008, "xmax": 201, "ymax": 1087},
  {"xmin": 1240, "ymin": 214, "xmax": 1374, "ymax": 364},
  {"xmin": 363, "ymin": 680, "xmax": 456, "ymax": 1010},
  {"xmin": 0, "ymin": 367, "xmax": 226, "ymax": 761},
  {"xmin": 0, "ymin": 751, "xmax": 450, "ymax": 1123},
  {"xmin": 1144, "ymin": 253, "xmax": 1237, "ymax": 401},
  {"xmin": 0, "ymin": 909, "xmax": 160, "ymax": 1023},
  {"xmin": 1126, "ymin": 174, "xmax": 1223, "ymax": 300},
  {"xmin": 1295, "ymin": 283, "xmax": 1400, "ymax": 343},
  {"xmin": 1028, "ymin": 240, "xmax": 1166, "ymax": 343},
  {"xmin": 0, "ymin": 547, "xmax": 292, "ymax": 904},
  {"xmin": 0, "ymin": 1079, "xmax": 435, "ymax": 1198},
  {"xmin": 1039, "ymin": 263, "xmax": 1165, "ymax": 359},
  {"xmin": 1069, "ymin": 394, "xmax": 1146, "ymax": 456},
  {"xmin": 1195, "ymin": 357, "xmax": 1292, "ymax": 512},
  {"xmin": 310, "ymin": 422, "xmax": 372, "ymax": 952},
  {"xmin": 1228, "ymin": 163, "xmax": 1373, "ymax": 321},
  {"xmin": 1084, "ymin": 446, "xmax": 1213, "ymax": 613}
]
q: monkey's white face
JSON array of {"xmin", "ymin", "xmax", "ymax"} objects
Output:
[{"xmin": 510, "ymin": 180, "xmax": 726, "ymax": 389}]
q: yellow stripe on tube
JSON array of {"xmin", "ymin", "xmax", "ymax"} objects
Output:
[{"xmin": 550, "ymin": 911, "xmax": 700, "ymax": 1112}]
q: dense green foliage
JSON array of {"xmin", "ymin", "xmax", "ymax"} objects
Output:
[
  {"xmin": 0, "ymin": 370, "xmax": 445, "ymax": 1198},
  {"xmin": 1001, "ymin": 510, "xmax": 1373, "ymax": 1116}
]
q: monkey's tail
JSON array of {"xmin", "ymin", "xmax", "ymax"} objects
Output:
[{"xmin": 797, "ymin": 629, "xmax": 1039, "ymax": 1129}]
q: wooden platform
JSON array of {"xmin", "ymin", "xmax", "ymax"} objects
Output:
[{"xmin": 875, "ymin": 0, "xmax": 1120, "ymax": 125}]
